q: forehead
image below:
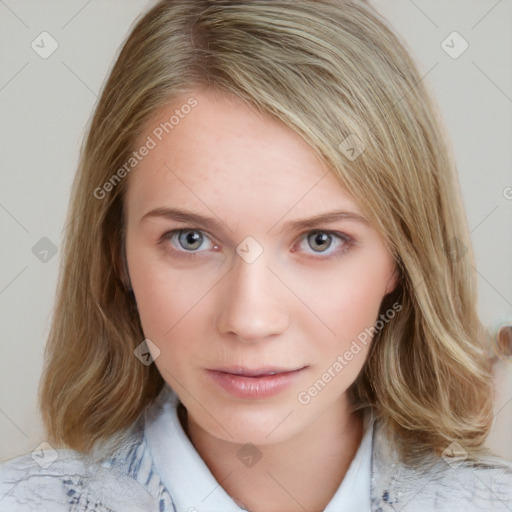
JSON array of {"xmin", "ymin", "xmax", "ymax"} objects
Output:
[{"xmin": 125, "ymin": 90, "xmax": 362, "ymax": 225}]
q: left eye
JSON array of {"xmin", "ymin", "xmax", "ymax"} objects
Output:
[{"xmin": 300, "ymin": 231, "xmax": 350, "ymax": 256}]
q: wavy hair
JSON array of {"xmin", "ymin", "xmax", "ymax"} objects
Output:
[{"xmin": 40, "ymin": 0, "xmax": 495, "ymax": 463}]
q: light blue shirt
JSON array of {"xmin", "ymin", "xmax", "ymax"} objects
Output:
[{"xmin": 3, "ymin": 383, "xmax": 511, "ymax": 511}]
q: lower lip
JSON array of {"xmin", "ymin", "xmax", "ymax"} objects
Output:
[{"xmin": 207, "ymin": 369, "xmax": 303, "ymax": 399}]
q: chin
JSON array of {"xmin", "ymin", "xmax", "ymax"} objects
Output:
[{"xmin": 192, "ymin": 397, "xmax": 305, "ymax": 446}]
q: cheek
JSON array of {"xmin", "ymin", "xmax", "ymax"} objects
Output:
[
  {"xmin": 294, "ymin": 275, "xmax": 386, "ymax": 396},
  {"xmin": 126, "ymin": 242, "xmax": 200, "ymax": 340},
  {"xmin": 128, "ymin": 261, "xmax": 209, "ymax": 380},
  {"xmin": 292, "ymin": 260, "xmax": 392, "ymax": 345},
  {"xmin": 333, "ymin": 279, "xmax": 384, "ymax": 336}
]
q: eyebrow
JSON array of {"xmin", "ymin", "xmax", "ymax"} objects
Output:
[{"xmin": 141, "ymin": 207, "xmax": 369, "ymax": 234}]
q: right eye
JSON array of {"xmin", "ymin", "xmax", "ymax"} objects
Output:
[{"xmin": 160, "ymin": 228, "xmax": 219, "ymax": 257}]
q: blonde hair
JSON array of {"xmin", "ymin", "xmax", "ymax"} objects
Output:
[{"xmin": 40, "ymin": 0, "xmax": 494, "ymax": 463}]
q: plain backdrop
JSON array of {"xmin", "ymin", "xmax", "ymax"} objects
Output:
[{"xmin": 1, "ymin": 0, "xmax": 511, "ymax": 462}]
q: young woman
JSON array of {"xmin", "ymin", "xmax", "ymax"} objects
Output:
[{"xmin": 1, "ymin": 0, "xmax": 511, "ymax": 510}]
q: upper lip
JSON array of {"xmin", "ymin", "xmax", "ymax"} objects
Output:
[{"xmin": 211, "ymin": 366, "xmax": 306, "ymax": 377}]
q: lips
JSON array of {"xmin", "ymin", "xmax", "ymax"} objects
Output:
[
  {"xmin": 215, "ymin": 366, "xmax": 304, "ymax": 377},
  {"xmin": 206, "ymin": 366, "xmax": 306, "ymax": 399}
]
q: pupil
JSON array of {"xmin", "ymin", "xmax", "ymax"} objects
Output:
[
  {"xmin": 181, "ymin": 230, "xmax": 202, "ymax": 250},
  {"xmin": 310, "ymin": 232, "xmax": 331, "ymax": 252}
]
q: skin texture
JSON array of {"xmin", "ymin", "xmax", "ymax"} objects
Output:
[{"xmin": 124, "ymin": 89, "xmax": 397, "ymax": 512}]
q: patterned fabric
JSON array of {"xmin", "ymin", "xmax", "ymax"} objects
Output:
[
  {"xmin": 1, "ymin": 388, "xmax": 512, "ymax": 511},
  {"xmin": 370, "ymin": 421, "xmax": 512, "ymax": 511},
  {"xmin": 0, "ymin": 426, "xmax": 172, "ymax": 511}
]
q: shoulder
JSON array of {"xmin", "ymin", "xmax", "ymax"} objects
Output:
[
  {"xmin": 0, "ymin": 431, "xmax": 173, "ymax": 512},
  {"xmin": 371, "ymin": 421, "xmax": 512, "ymax": 511},
  {"xmin": 386, "ymin": 455, "xmax": 512, "ymax": 511}
]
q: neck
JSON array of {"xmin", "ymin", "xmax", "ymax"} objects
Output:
[{"xmin": 184, "ymin": 403, "xmax": 364, "ymax": 512}]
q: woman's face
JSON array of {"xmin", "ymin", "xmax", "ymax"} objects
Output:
[{"xmin": 124, "ymin": 90, "xmax": 397, "ymax": 445}]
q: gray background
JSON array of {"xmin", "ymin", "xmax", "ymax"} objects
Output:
[{"xmin": 1, "ymin": 0, "xmax": 511, "ymax": 462}]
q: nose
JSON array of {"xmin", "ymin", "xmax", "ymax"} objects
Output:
[{"xmin": 216, "ymin": 251, "xmax": 290, "ymax": 343}]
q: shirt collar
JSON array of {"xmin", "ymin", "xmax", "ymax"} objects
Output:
[
  {"xmin": 325, "ymin": 409, "xmax": 373, "ymax": 511},
  {"xmin": 145, "ymin": 384, "xmax": 243, "ymax": 511},
  {"xmin": 144, "ymin": 384, "xmax": 372, "ymax": 512}
]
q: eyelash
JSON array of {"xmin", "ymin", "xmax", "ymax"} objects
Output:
[{"xmin": 158, "ymin": 228, "xmax": 355, "ymax": 261}]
